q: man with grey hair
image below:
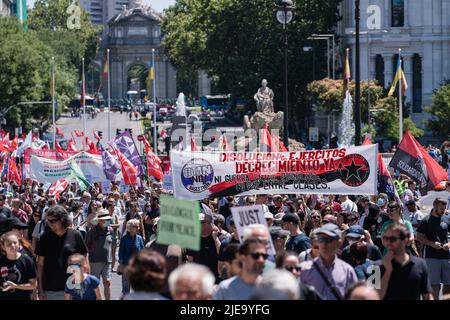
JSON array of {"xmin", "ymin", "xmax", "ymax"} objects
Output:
[
  {"xmin": 253, "ymin": 269, "xmax": 300, "ymax": 300},
  {"xmin": 243, "ymin": 224, "xmax": 276, "ymax": 273},
  {"xmin": 169, "ymin": 263, "xmax": 215, "ymax": 300}
]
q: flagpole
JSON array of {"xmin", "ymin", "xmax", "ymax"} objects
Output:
[
  {"xmin": 152, "ymin": 48, "xmax": 157, "ymax": 155},
  {"xmin": 82, "ymin": 58, "xmax": 86, "ymax": 151},
  {"xmin": 52, "ymin": 57, "xmax": 56, "ymax": 150},
  {"xmin": 398, "ymin": 48, "xmax": 403, "ymax": 143},
  {"xmin": 107, "ymin": 49, "xmax": 111, "ymax": 141}
]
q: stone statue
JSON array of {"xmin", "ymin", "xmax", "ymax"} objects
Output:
[
  {"xmin": 249, "ymin": 79, "xmax": 283, "ymax": 132},
  {"xmin": 176, "ymin": 92, "xmax": 187, "ymax": 117},
  {"xmin": 254, "ymin": 79, "xmax": 274, "ymax": 114}
]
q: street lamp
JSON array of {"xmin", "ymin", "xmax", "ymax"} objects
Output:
[
  {"xmin": 354, "ymin": 0, "xmax": 361, "ymax": 146},
  {"xmin": 276, "ymin": 0, "xmax": 294, "ymax": 148}
]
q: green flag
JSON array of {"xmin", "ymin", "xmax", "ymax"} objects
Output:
[{"xmin": 70, "ymin": 159, "xmax": 90, "ymax": 191}]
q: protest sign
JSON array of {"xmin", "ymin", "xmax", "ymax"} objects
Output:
[
  {"xmin": 171, "ymin": 144, "xmax": 378, "ymax": 200},
  {"xmin": 101, "ymin": 180, "xmax": 111, "ymax": 194},
  {"xmin": 156, "ymin": 195, "xmax": 201, "ymax": 251},
  {"xmin": 231, "ymin": 205, "xmax": 275, "ymax": 256}
]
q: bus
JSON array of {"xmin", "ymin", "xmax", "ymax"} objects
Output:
[
  {"xmin": 200, "ymin": 94, "xmax": 231, "ymax": 111},
  {"xmin": 69, "ymin": 94, "xmax": 95, "ymax": 116}
]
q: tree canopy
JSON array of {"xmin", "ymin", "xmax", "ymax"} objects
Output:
[
  {"xmin": 162, "ymin": 0, "xmax": 342, "ymax": 138},
  {"xmin": 426, "ymin": 82, "xmax": 450, "ymax": 139}
]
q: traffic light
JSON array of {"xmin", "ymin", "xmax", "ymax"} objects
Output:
[
  {"xmin": 116, "ymin": 129, "xmax": 122, "ymax": 136},
  {"xmin": 98, "ymin": 131, "xmax": 103, "ymax": 139}
]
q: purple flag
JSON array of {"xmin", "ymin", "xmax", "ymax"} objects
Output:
[
  {"xmin": 113, "ymin": 131, "xmax": 143, "ymax": 176},
  {"xmin": 99, "ymin": 145, "xmax": 121, "ymax": 181}
]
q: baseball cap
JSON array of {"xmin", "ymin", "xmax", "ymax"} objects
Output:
[
  {"xmin": 273, "ymin": 212, "xmax": 285, "ymax": 221},
  {"xmin": 315, "ymin": 223, "xmax": 342, "ymax": 239},
  {"xmin": 281, "ymin": 213, "xmax": 299, "ymax": 224},
  {"xmin": 269, "ymin": 226, "xmax": 290, "ymax": 240},
  {"xmin": 346, "ymin": 225, "xmax": 365, "ymax": 238}
]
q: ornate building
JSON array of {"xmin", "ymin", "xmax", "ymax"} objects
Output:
[
  {"xmin": 102, "ymin": 3, "xmax": 177, "ymax": 100},
  {"xmin": 339, "ymin": 0, "xmax": 450, "ymax": 129}
]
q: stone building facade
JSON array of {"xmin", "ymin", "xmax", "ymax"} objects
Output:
[{"xmin": 339, "ymin": 0, "xmax": 450, "ymax": 129}]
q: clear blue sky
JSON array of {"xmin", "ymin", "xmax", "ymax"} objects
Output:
[{"xmin": 27, "ymin": 0, "xmax": 176, "ymax": 13}]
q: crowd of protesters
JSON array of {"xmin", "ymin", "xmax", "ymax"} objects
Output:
[{"xmin": 0, "ymin": 177, "xmax": 449, "ymax": 301}]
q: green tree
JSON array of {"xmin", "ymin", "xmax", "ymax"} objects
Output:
[
  {"xmin": 426, "ymin": 83, "xmax": 450, "ymax": 139},
  {"xmin": 28, "ymin": 0, "xmax": 101, "ymax": 68},
  {"xmin": 307, "ymin": 78, "xmax": 424, "ymax": 141},
  {"xmin": 162, "ymin": 0, "xmax": 342, "ymax": 137}
]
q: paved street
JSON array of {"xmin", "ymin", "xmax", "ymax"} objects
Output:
[{"xmin": 52, "ymin": 110, "xmax": 145, "ymax": 147}]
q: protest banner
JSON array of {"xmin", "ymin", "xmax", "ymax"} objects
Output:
[
  {"xmin": 163, "ymin": 172, "xmax": 173, "ymax": 191},
  {"xmin": 28, "ymin": 151, "xmax": 107, "ymax": 184},
  {"xmin": 171, "ymin": 144, "xmax": 378, "ymax": 200},
  {"xmin": 156, "ymin": 195, "xmax": 201, "ymax": 251},
  {"xmin": 231, "ymin": 205, "xmax": 276, "ymax": 256}
]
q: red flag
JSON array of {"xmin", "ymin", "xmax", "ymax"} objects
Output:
[
  {"xmin": 160, "ymin": 128, "xmax": 168, "ymax": 140},
  {"xmin": 390, "ymin": 131, "xmax": 447, "ymax": 195},
  {"xmin": 85, "ymin": 137, "xmax": 99, "ymax": 153},
  {"xmin": 55, "ymin": 127, "xmax": 65, "ymax": 138},
  {"xmin": 362, "ymin": 136, "xmax": 372, "ymax": 146},
  {"xmin": 190, "ymin": 136, "xmax": 199, "ymax": 151},
  {"xmin": 261, "ymin": 125, "xmax": 286, "ymax": 152},
  {"xmin": 93, "ymin": 130, "xmax": 101, "ymax": 141},
  {"xmin": 68, "ymin": 139, "xmax": 77, "ymax": 151},
  {"xmin": 48, "ymin": 178, "xmax": 68, "ymax": 199},
  {"xmin": 8, "ymin": 156, "xmax": 21, "ymax": 186},
  {"xmin": 115, "ymin": 147, "xmax": 138, "ymax": 185},
  {"xmin": 218, "ymin": 134, "xmax": 231, "ymax": 151},
  {"xmin": 55, "ymin": 140, "xmax": 63, "ymax": 152},
  {"xmin": 74, "ymin": 130, "xmax": 84, "ymax": 137},
  {"xmin": 142, "ymin": 135, "xmax": 163, "ymax": 180},
  {"xmin": 9, "ymin": 135, "xmax": 18, "ymax": 152}
]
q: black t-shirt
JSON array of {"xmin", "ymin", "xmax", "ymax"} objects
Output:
[
  {"xmin": 417, "ymin": 213, "xmax": 450, "ymax": 259},
  {"xmin": 377, "ymin": 255, "xmax": 432, "ymax": 300},
  {"xmin": 186, "ymin": 234, "xmax": 219, "ymax": 279},
  {"xmin": 341, "ymin": 243, "xmax": 382, "ymax": 267},
  {"xmin": 35, "ymin": 228, "xmax": 88, "ymax": 291},
  {"xmin": 0, "ymin": 253, "xmax": 37, "ymax": 300},
  {"xmin": 285, "ymin": 233, "xmax": 311, "ymax": 255}
]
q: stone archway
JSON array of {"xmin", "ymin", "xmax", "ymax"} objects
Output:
[{"xmin": 103, "ymin": 4, "xmax": 177, "ymax": 100}]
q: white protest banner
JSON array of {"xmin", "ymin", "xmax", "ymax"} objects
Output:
[
  {"xmin": 231, "ymin": 205, "xmax": 275, "ymax": 256},
  {"xmin": 171, "ymin": 144, "xmax": 378, "ymax": 200},
  {"xmin": 29, "ymin": 151, "xmax": 107, "ymax": 184}
]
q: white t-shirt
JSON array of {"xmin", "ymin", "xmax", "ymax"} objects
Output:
[
  {"xmin": 403, "ymin": 209, "xmax": 425, "ymax": 227},
  {"xmin": 341, "ymin": 199, "xmax": 357, "ymax": 212}
]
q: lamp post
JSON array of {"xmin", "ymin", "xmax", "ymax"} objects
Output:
[
  {"xmin": 276, "ymin": 0, "xmax": 294, "ymax": 148},
  {"xmin": 354, "ymin": 0, "xmax": 361, "ymax": 145}
]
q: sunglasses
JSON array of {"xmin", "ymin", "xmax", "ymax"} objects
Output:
[
  {"xmin": 317, "ymin": 236, "xmax": 335, "ymax": 243},
  {"xmin": 312, "ymin": 216, "xmax": 321, "ymax": 219},
  {"xmin": 285, "ymin": 266, "xmax": 301, "ymax": 272},
  {"xmin": 248, "ymin": 252, "xmax": 269, "ymax": 260},
  {"xmin": 382, "ymin": 235, "xmax": 403, "ymax": 243},
  {"xmin": 46, "ymin": 218, "xmax": 60, "ymax": 224}
]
